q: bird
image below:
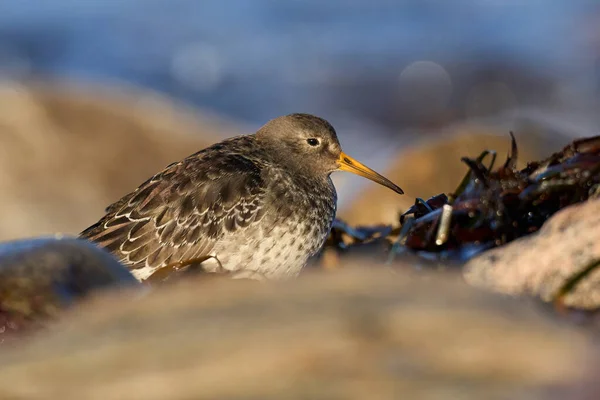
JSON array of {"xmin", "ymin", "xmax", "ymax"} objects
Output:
[{"xmin": 80, "ymin": 113, "xmax": 404, "ymax": 282}]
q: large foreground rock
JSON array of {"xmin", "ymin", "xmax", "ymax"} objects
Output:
[
  {"xmin": 464, "ymin": 198, "xmax": 600, "ymax": 310},
  {"xmin": 0, "ymin": 80, "xmax": 241, "ymax": 240},
  {"xmin": 0, "ymin": 267, "xmax": 593, "ymax": 399}
]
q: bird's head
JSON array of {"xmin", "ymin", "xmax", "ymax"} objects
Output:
[{"xmin": 256, "ymin": 113, "xmax": 404, "ymax": 195}]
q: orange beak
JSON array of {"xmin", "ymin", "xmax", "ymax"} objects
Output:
[{"xmin": 337, "ymin": 152, "xmax": 404, "ymax": 195}]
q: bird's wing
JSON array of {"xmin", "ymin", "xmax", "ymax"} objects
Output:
[{"xmin": 80, "ymin": 151, "xmax": 267, "ymax": 276}]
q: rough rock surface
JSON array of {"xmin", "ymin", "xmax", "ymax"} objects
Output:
[
  {"xmin": 0, "ymin": 80, "xmax": 240, "ymax": 240},
  {"xmin": 0, "ymin": 267, "xmax": 593, "ymax": 400},
  {"xmin": 464, "ymin": 198, "xmax": 600, "ymax": 309}
]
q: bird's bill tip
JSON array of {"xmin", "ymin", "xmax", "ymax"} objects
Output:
[{"xmin": 337, "ymin": 152, "xmax": 404, "ymax": 195}]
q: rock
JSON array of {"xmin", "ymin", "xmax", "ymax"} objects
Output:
[
  {"xmin": 0, "ymin": 267, "xmax": 592, "ymax": 399},
  {"xmin": 0, "ymin": 236, "xmax": 140, "ymax": 341},
  {"xmin": 0, "ymin": 80, "xmax": 242, "ymax": 241},
  {"xmin": 464, "ymin": 198, "xmax": 600, "ymax": 310},
  {"xmin": 339, "ymin": 123, "xmax": 571, "ymax": 226}
]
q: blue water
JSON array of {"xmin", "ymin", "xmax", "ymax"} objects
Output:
[{"xmin": 1, "ymin": 0, "xmax": 598, "ymax": 126}]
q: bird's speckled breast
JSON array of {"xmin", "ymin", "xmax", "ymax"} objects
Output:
[{"xmin": 207, "ymin": 169, "xmax": 337, "ymax": 279}]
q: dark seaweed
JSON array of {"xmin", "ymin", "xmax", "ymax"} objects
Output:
[{"xmin": 396, "ymin": 134, "xmax": 600, "ymax": 261}]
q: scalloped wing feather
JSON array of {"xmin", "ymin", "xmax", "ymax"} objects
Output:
[{"xmin": 80, "ymin": 140, "xmax": 267, "ymax": 277}]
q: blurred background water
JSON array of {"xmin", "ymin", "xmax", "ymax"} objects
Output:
[
  {"xmin": 1, "ymin": 0, "xmax": 600, "ymax": 238},
  {"xmin": 3, "ymin": 0, "xmax": 600, "ymax": 130}
]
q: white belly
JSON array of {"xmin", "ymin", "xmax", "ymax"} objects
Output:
[{"xmin": 131, "ymin": 215, "xmax": 332, "ymax": 282}]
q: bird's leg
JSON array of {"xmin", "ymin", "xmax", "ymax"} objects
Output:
[
  {"xmin": 147, "ymin": 255, "xmax": 227, "ymax": 283},
  {"xmin": 165, "ymin": 255, "xmax": 224, "ymax": 273}
]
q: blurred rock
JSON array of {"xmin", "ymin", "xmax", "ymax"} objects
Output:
[
  {"xmin": 339, "ymin": 123, "xmax": 571, "ymax": 226},
  {"xmin": 0, "ymin": 267, "xmax": 593, "ymax": 400},
  {"xmin": 464, "ymin": 198, "xmax": 600, "ymax": 310},
  {"xmin": 0, "ymin": 236, "xmax": 139, "ymax": 342},
  {"xmin": 0, "ymin": 80, "xmax": 242, "ymax": 240}
]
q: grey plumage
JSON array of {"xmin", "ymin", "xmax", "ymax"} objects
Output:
[{"xmin": 80, "ymin": 114, "xmax": 402, "ymax": 281}]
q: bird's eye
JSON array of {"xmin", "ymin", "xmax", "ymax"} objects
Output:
[{"xmin": 306, "ymin": 138, "xmax": 320, "ymax": 146}]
